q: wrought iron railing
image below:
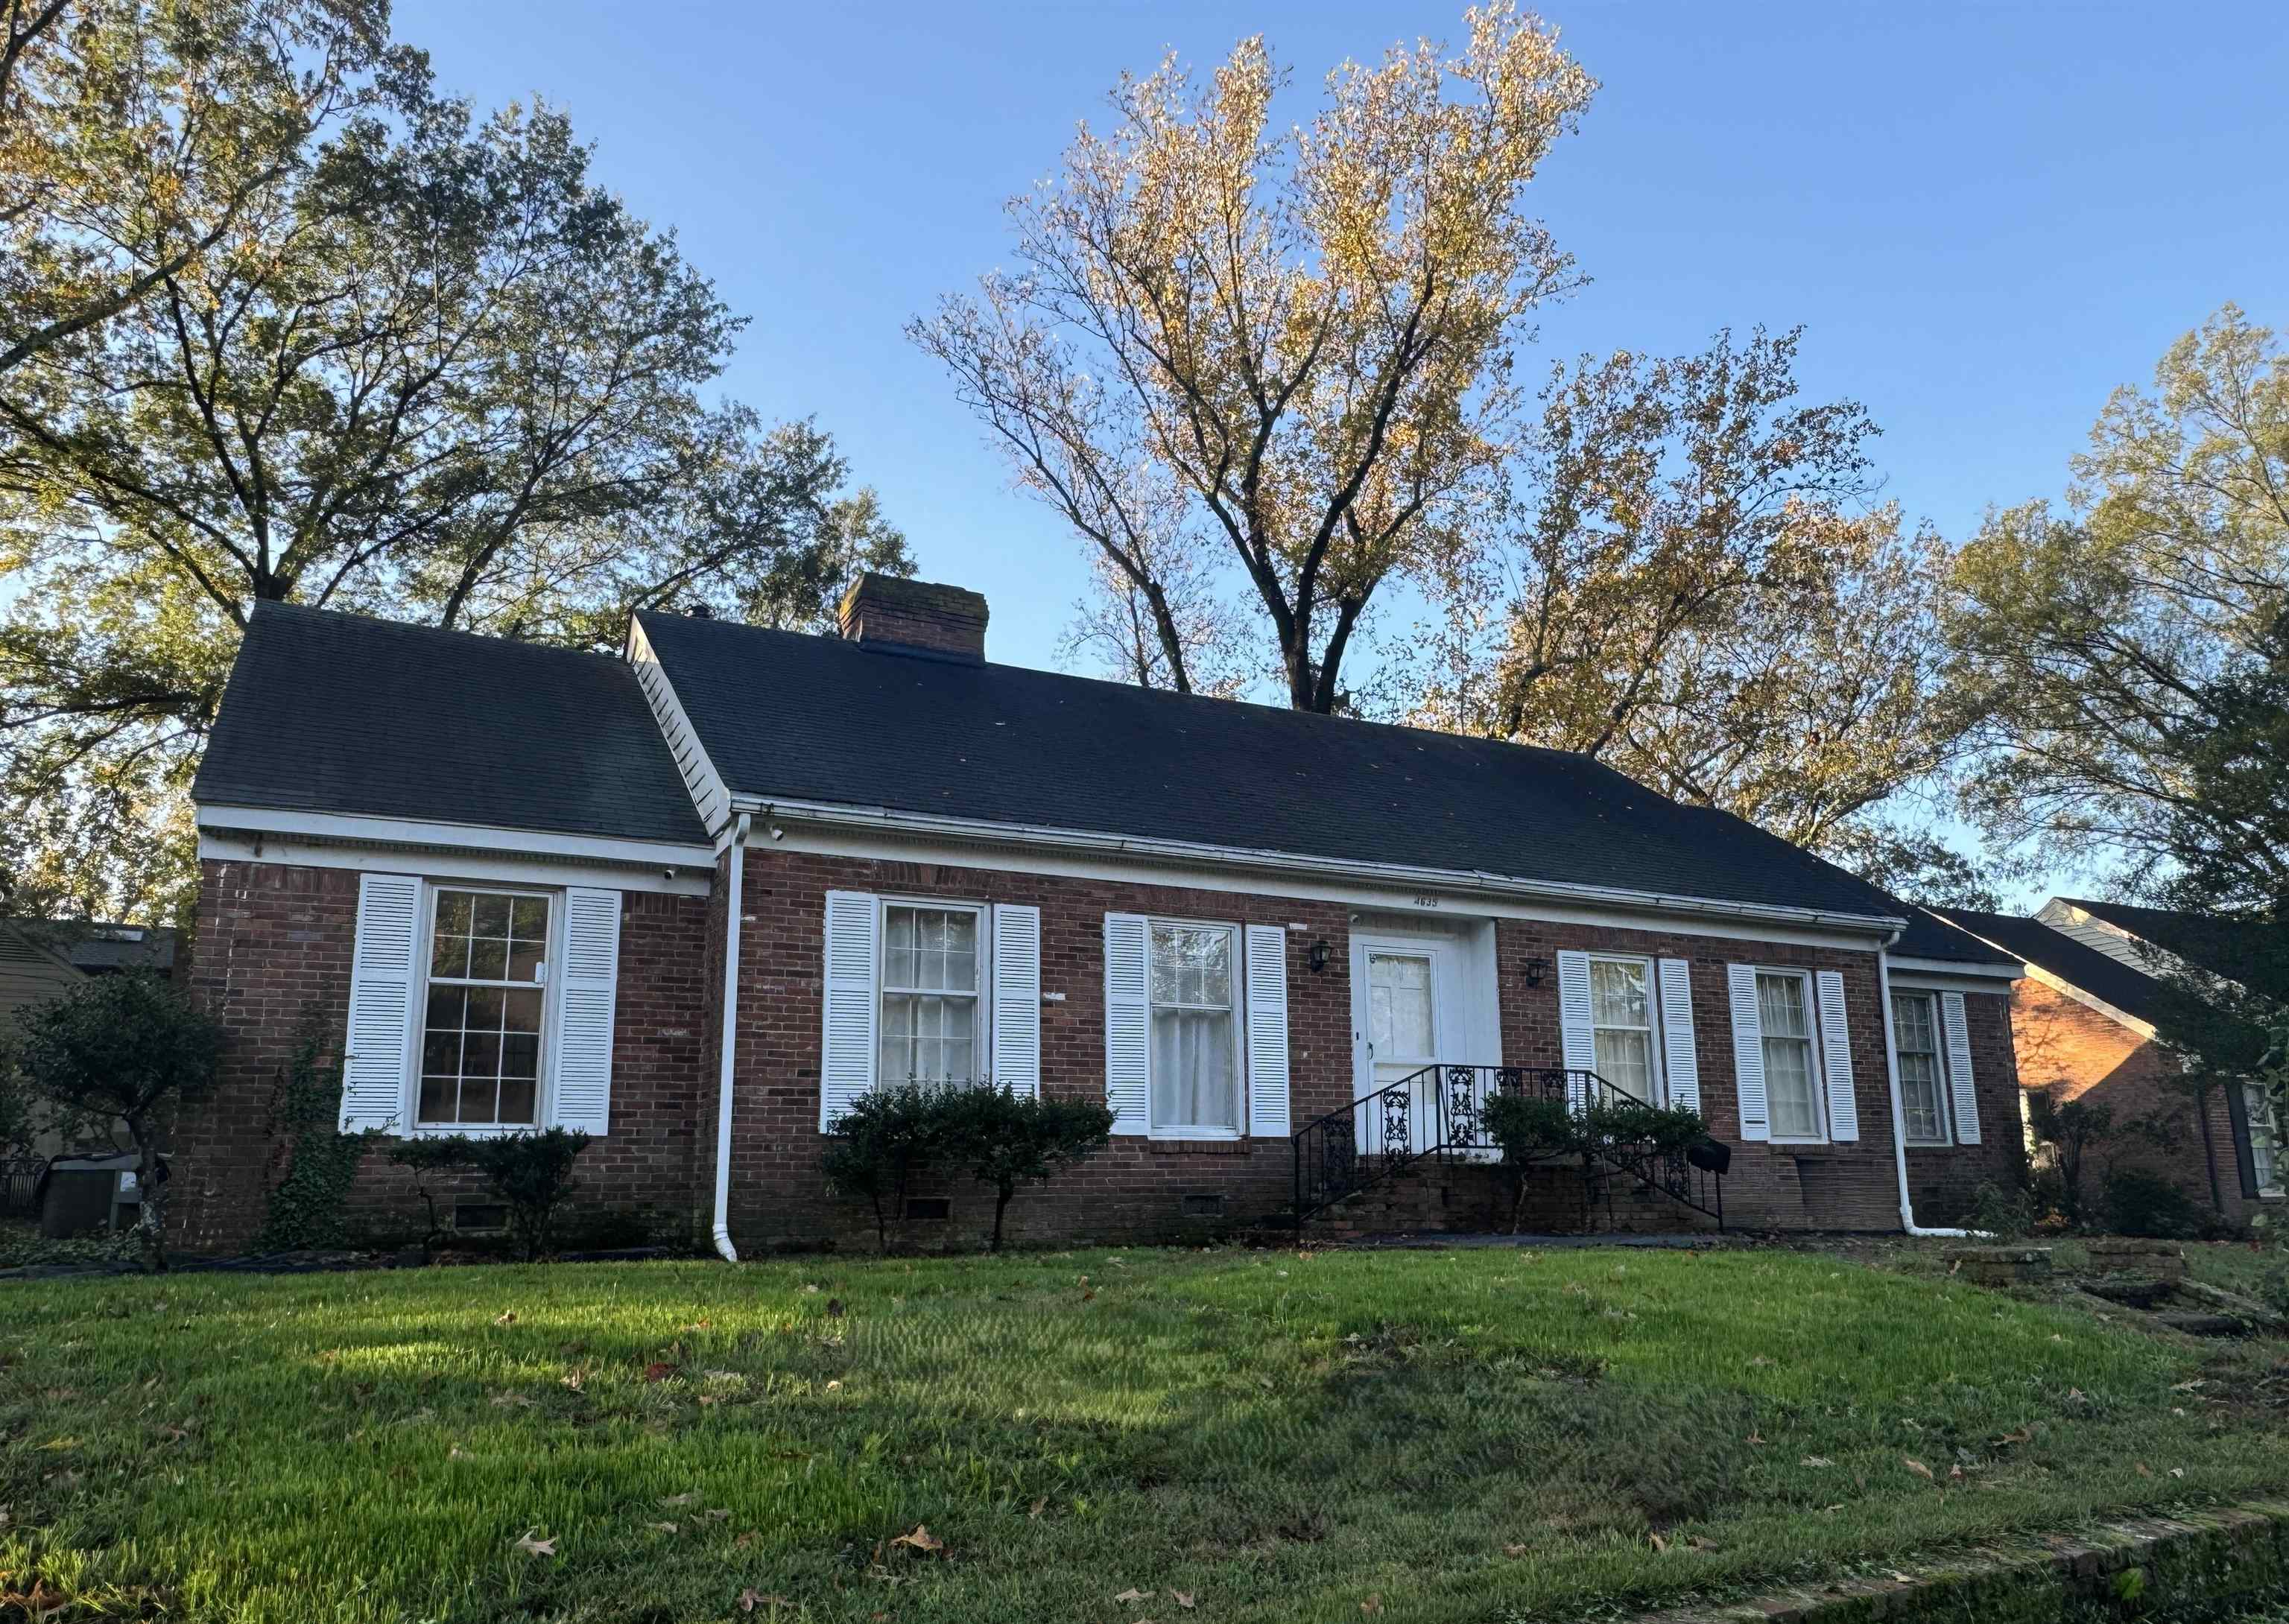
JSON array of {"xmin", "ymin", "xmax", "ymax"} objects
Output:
[{"xmin": 1291, "ymin": 1065, "xmax": 1725, "ymax": 1231}]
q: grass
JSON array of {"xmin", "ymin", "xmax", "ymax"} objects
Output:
[{"xmin": 1, "ymin": 1246, "xmax": 2285, "ymax": 1623}]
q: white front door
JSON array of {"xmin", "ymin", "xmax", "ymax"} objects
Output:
[{"xmin": 1358, "ymin": 943, "xmax": 1445, "ymax": 1154}]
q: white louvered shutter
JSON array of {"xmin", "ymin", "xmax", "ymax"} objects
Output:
[
  {"xmin": 1657, "ymin": 958, "xmax": 1700, "ymax": 1113},
  {"xmin": 341, "ymin": 873, "xmax": 422, "ymax": 1132},
  {"xmin": 1815, "ymin": 969, "xmax": 1859, "ymax": 1142},
  {"xmin": 992, "ymin": 904, "xmax": 1042, "ymax": 1098},
  {"xmin": 1940, "ymin": 991, "xmax": 1983, "ymax": 1145},
  {"xmin": 1244, "ymin": 924, "xmax": 1291, "ymax": 1138},
  {"xmin": 1104, "ymin": 913, "xmax": 1150, "ymax": 1135},
  {"xmin": 551, "ymin": 887, "xmax": 621, "ymax": 1135},
  {"xmin": 1555, "ymin": 949, "xmax": 1594, "ymax": 1111},
  {"xmin": 1726, "ymin": 965, "xmax": 1770, "ymax": 1141},
  {"xmin": 819, "ymin": 891, "xmax": 878, "ymax": 1129}
]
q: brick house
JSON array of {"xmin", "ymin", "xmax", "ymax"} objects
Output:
[
  {"xmin": 173, "ymin": 575, "xmax": 2026, "ymax": 1255},
  {"xmin": 1937, "ymin": 900, "xmax": 2285, "ymax": 1228}
]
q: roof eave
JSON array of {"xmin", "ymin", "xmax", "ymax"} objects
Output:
[{"xmin": 731, "ymin": 792, "xmax": 1908, "ymax": 939}]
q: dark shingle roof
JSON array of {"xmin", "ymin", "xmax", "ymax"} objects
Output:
[
  {"xmin": 1889, "ymin": 906, "xmax": 2022, "ymax": 968},
  {"xmin": 638, "ymin": 612, "xmax": 1905, "ymax": 923},
  {"xmin": 1931, "ymin": 907, "xmax": 2174, "ymax": 1025},
  {"xmin": 2053, "ymin": 897, "xmax": 2277, "ymax": 983},
  {"xmin": 0, "ymin": 920, "xmax": 180, "ymax": 974},
  {"xmin": 194, "ymin": 603, "xmax": 708, "ymax": 847}
]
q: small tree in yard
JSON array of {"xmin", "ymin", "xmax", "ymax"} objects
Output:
[
  {"xmin": 7, "ymin": 971, "xmax": 225, "ymax": 1271},
  {"xmin": 387, "ymin": 1129, "xmax": 592, "ymax": 1262},
  {"xmin": 821, "ymin": 1085, "xmax": 947, "ymax": 1255},
  {"xmin": 938, "ymin": 1088, "xmax": 1115, "ymax": 1252}
]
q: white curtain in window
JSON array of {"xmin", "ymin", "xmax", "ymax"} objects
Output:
[
  {"xmin": 1757, "ymin": 973, "xmax": 1820, "ymax": 1139},
  {"xmin": 1152, "ymin": 1008, "xmax": 1236, "ymax": 1129},
  {"xmin": 1589, "ymin": 958, "xmax": 1653, "ymax": 1100}
]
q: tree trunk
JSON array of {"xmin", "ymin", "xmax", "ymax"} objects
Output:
[
  {"xmin": 127, "ymin": 1114, "xmax": 167, "ymax": 1273},
  {"xmin": 991, "ymin": 1184, "xmax": 1013, "ymax": 1252}
]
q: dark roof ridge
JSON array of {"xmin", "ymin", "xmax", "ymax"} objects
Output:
[
  {"xmin": 633, "ymin": 607, "xmax": 1612, "ymax": 767},
  {"xmin": 252, "ymin": 598, "xmax": 629, "ymax": 670}
]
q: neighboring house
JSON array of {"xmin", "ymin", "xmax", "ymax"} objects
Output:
[
  {"xmin": 174, "ymin": 576, "xmax": 2027, "ymax": 1254},
  {"xmin": 0, "ymin": 919, "xmax": 179, "ymax": 1163},
  {"xmin": 1935, "ymin": 899, "xmax": 2283, "ymax": 1227}
]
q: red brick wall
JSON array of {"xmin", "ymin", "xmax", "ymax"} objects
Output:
[
  {"xmin": 1902, "ymin": 990, "xmax": 2029, "ymax": 1226},
  {"xmin": 172, "ymin": 859, "xmax": 712, "ymax": 1254},
  {"xmin": 2007, "ymin": 977, "xmax": 2276, "ymax": 1227},
  {"xmin": 717, "ymin": 848, "xmax": 1942, "ymax": 1248}
]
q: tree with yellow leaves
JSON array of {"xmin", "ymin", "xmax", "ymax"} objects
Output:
[{"xmin": 912, "ymin": 4, "xmax": 1595, "ymax": 711}]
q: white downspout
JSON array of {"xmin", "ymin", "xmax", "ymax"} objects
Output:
[
  {"xmin": 1877, "ymin": 942, "xmax": 1975, "ymax": 1238},
  {"xmin": 711, "ymin": 811, "xmax": 750, "ymax": 1262}
]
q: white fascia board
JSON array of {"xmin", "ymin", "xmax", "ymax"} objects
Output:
[
  {"xmin": 625, "ymin": 618, "xmax": 733, "ymax": 835},
  {"xmin": 735, "ymin": 795, "xmax": 1905, "ymax": 948},
  {"xmin": 1887, "ymin": 955, "xmax": 2024, "ymax": 987},
  {"xmin": 195, "ymin": 804, "xmax": 715, "ymax": 894}
]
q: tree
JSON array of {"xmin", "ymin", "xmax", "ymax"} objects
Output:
[
  {"xmin": 1, "ymin": 0, "xmax": 412, "ymax": 384},
  {"xmin": 1, "ymin": 33, "xmax": 908, "ymax": 919},
  {"xmin": 1947, "ymin": 305, "xmax": 2288, "ymax": 892},
  {"xmin": 1394, "ymin": 329, "xmax": 1985, "ymax": 899},
  {"xmin": 6, "ymin": 969, "xmax": 224, "ymax": 1269},
  {"xmin": 912, "ymin": 4, "xmax": 1595, "ymax": 710},
  {"xmin": 937, "ymin": 1088, "xmax": 1114, "ymax": 1252}
]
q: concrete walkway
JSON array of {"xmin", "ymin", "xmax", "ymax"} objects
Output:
[{"xmin": 1338, "ymin": 1230, "xmax": 1721, "ymax": 1250}]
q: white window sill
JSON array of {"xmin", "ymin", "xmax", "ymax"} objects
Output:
[
  {"xmin": 1145, "ymin": 1127, "xmax": 1243, "ymax": 1143},
  {"xmin": 402, "ymin": 1123, "xmax": 546, "ymax": 1139},
  {"xmin": 1904, "ymin": 1138, "xmax": 1954, "ymax": 1150},
  {"xmin": 1769, "ymin": 1137, "xmax": 1832, "ymax": 1148}
]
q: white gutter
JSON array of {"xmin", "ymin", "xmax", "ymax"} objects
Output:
[
  {"xmin": 741, "ymin": 796, "xmax": 1907, "ymax": 940},
  {"xmin": 710, "ymin": 811, "xmax": 751, "ymax": 1263},
  {"xmin": 1877, "ymin": 943, "xmax": 1975, "ymax": 1239}
]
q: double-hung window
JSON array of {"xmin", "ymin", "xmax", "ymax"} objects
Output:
[
  {"xmin": 1149, "ymin": 921, "xmax": 1240, "ymax": 1135},
  {"xmin": 1589, "ymin": 955, "xmax": 1658, "ymax": 1102},
  {"xmin": 1756, "ymin": 970, "xmax": 1823, "ymax": 1141},
  {"xmin": 878, "ymin": 903, "xmax": 984, "ymax": 1088},
  {"xmin": 420, "ymin": 888, "xmax": 549, "ymax": 1128},
  {"xmin": 1891, "ymin": 992, "xmax": 1951, "ymax": 1145}
]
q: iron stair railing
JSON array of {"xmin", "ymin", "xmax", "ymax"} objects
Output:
[{"xmin": 1291, "ymin": 1064, "xmax": 1726, "ymax": 1231}]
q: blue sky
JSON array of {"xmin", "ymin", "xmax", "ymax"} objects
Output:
[{"xmin": 393, "ymin": 0, "xmax": 2286, "ymax": 896}]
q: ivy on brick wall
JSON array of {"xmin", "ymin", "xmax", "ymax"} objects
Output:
[{"xmin": 256, "ymin": 1035, "xmax": 376, "ymax": 1252}]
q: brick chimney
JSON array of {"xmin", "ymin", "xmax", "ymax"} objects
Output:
[{"xmin": 836, "ymin": 574, "xmax": 989, "ymax": 662}]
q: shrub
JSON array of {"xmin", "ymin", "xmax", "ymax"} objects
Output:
[
  {"xmin": 820, "ymin": 1085, "xmax": 947, "ymax": 1254},
  {"xmin": 1966, "ymin": 1179, "xmax": 2041, "ymax": 1240},
  {"xmin": 1482, "ymin": 1093, "xmax": 1580, "ymax": 1234},
  {"xmin": 5, "ymin": 971, "xmax": 225, "ymax": 1272},
  {"xmin": 387, "ymin": 1128, "xmax": 592, "ymax": 1261},
  {"xmin": 1583, "ymin": 1098, "xmax": 1709, "ymax": 1156},
  {"xmin": 257, "ymin": 1034, "xmax": 376, "ymax": 1252},
  {"xmin": 935, "ymin": 1087, "xmax": 1114, "ymax": 1251},
  {"xmin": 2100, "ymin": 1168, "xmax": 2206, "ymax": 1240}
]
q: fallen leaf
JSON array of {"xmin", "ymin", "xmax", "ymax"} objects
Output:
[
  {"xmin": 661, "ymin": 1491, "xmax": 700, "ymax": 1506},
  {"xmin": 826, "ymin": 1380, "xmax": 843, "ymax": 1392},
  {"xmin": 1649, "ymin": 1532, "xmax": 1670, "ymax": 1553},
  {"xmin": 1994, "ymin": 1425, "xmax": 2034, "ymax": 1445},
  {"xmin": 649, "ymin": 1520, "xmax": 679, "ymax": 1534},
  {"xmin": 1361, "ymin": 1596, "xmax": 1383, "ymax": 1616},
  {"xmin": 449, "ymin": 1444, "xmax": 469, "ymax": 1460},
  {"xmin": 1802, "ymin": 1456, "xmax": 1834, "ymax": 1468},
  {"xmin": 2136, "ymin": 1462, "xmax": 2152, "ymax": 1477},
  {"xmin": 514, "ymin": 1529, "xmax": 556, "ymax": 1558},
  {"xmin": 1949, "ymin": 1465, "xmax": 1965, "ymax": 1481},
  {"xmin": 735, "ymin": 1530, "xmax": 760, "ymax": 1549},
  {"xmin": 892, "ymin": 1523, "xmax": 943, "ymax": 1554},
  {"xmin": 490, "ymin": 1392, "xmax": 535, "ymax": 1409},
  {"xmin": 644, "ymin": 1362, "xmax": 676, "ymax": 1383},
  {"xmin": 495, "ymin": 1310, "xmax": 517, "ymax": 1325},
  {"xmin": 1028, "ymin": 1497, "xmax": 1048, "ymax": 1520},
  {"xmin": 1904, "ymin": 1457, "xmax": 1934, "ymax": 1480},
  {"xmin": 802, "ymin": 1283, "xmax": 821, "ymax": 1294},
  {"xmin": 738, "ymin": 1591, "xmax": 761, "ymax": 1614},
  {"xmin": 705, "ymin": 1507, "xmax": 731, "ymax": 1521},
  {"xmin": 1504, "ymin": 1543, "xmax": 1530, "ymax": 1557},
  {"xmin": 2171, "ymin": 1468, "xmax": 2186, "ymax": 1479},
  {"xmin": 1747, "ymin": 1430, "xmax": 1766, "ymax": 1445},
  {"xmin": 1173, "ymin": 1592, "xmax": 1196, "ymax": 1610},
  {"xmin": 1114, "ymin": 1589, "xmax": 1153, "ymax": 1603}
]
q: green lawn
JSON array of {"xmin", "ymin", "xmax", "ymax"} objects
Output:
[{"xmin": 2, "ymin": 1247, "xmax": 2284, "ymax": 1623}]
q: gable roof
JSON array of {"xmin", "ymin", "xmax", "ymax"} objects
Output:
[
  {"xmin": 1, "ymin": 920, "xmax": 177, "ymax": 974},
  {"xmin": 636, "ymin": 611, "xmax": 1905, "ymax": 926},
  {"xmin": 2051, "ymin": 896, "xmax": 2276, "ymax": 983},
  {"xmin": 193, "ymin": 603, "xmax": 709, "ymax": 849},
  {"xmin": 1932, "ymin": 907, "xmax": 2176, "ymax": 1027}
]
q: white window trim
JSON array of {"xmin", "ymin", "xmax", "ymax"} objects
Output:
[
  {"xmin": 1147, "ymin": 914, "xmax": 1245, "ymax": 1142},
  {"xmin": 1752, "ymin": 965, "xmax": 1829, "ymax": 1146},
  {"xmin": 1891, "ymin": 989, "xmax": 1954, "ymax": 1148},
  {"xmin": 875, "ymin": 896, "xmax": 992, "ymax": 1092},
  {"xmin": 1586, "ymin": 951, "xmax": 1664, "ymax": 1106},
  {"xmin": 408, "ymin": 881, "xmax": 560, "ymax": 1136}
]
